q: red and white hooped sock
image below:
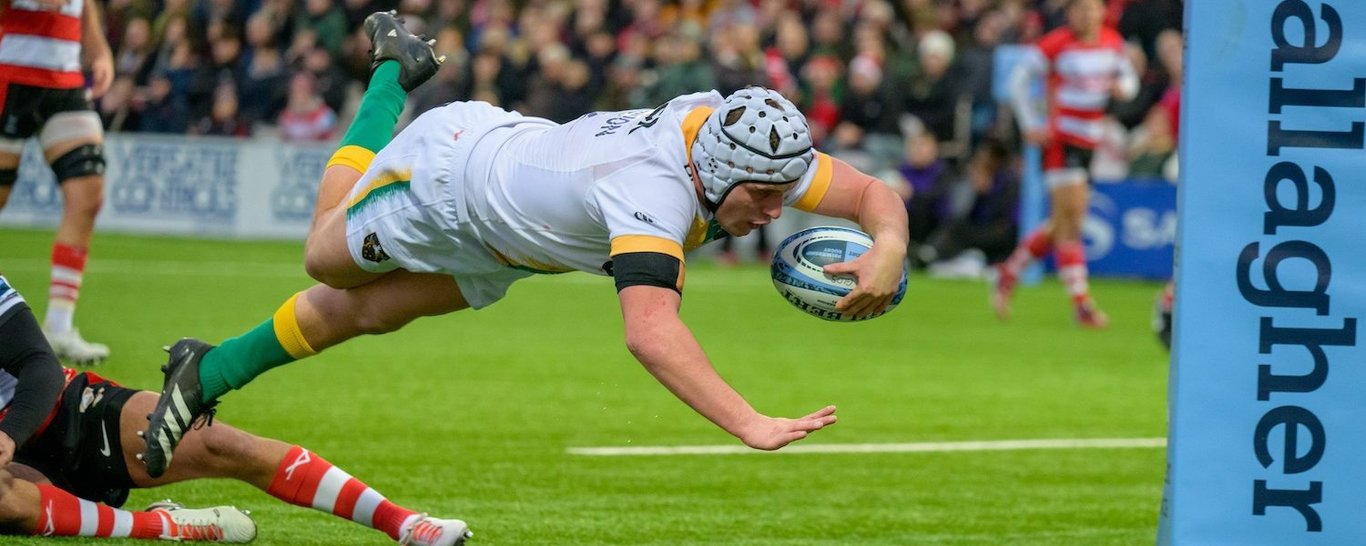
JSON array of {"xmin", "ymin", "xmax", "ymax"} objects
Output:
[
  {"xmin": 1002, "ymin": 227, "xmax": 1052, "ymax": 276},
  {"xmin": 1054, "ymin": 240, "xmax": 1092, "ymax": 305},
  {"xmin": 267, "ymin": 446, "xmax": 419, "ymax": 540},
  {"xmin": 45, "ymin": 243, "xmax": 88, "ymax": 333},
  {"xmin": 33, "ymin": 484, "xmax": 167, "ymax": 539}
]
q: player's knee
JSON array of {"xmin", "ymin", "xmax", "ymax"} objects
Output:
[
  {"xmin": 303, "ymin": 245, "xmax": 331, "ymax": 285},
  {"xmin": 303, "ymin": 256, "xmax": 358, "ymax": 290},
  {"xmin": 51, "ymin": 143, "xmax": 106, "ymax": 185}
]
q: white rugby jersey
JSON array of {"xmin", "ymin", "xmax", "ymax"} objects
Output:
[
  {"xmin": 0, "ymin": 0, "xmax": 87, "ymax": 89},
  {"xmin": 460, "ymin": 91, "xmax": 835, "ymax": 281}
]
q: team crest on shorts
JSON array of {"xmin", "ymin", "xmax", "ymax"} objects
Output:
[{"xmin": 362, "ymin": 233, "xmax": 391, "ymax": 263}]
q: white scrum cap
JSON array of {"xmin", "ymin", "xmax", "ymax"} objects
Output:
[{"xmin": 691, "ymin": 87, "xmax": 815, "ymax": 209}]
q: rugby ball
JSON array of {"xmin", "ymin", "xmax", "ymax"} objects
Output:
[{"xmin": 771, "ymin": 226, "xmax": 907, "ymax": 321}]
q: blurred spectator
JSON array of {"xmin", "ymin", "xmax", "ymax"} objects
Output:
[
  {"xmin": 579, "ymin": 29, "xmax": 617, "ymax": 93},
  {"xmin": 764, "ymin": 13, "xmax": 807, "ymax": 100},
  {"xmin": 1112, "ymin": 0, "xmax": 1183, "ymax": 61},
  {"xmin": 99, "ymin": 77, "xmax": 142, "ymax": 131},
  {"xmin": 639, "ymin": 27, "xmax": 714, "ymax": 108},
  {"xmin": 1108, "ymin": 41, "xmax": 1164, "ymax": 129},
  {"xmin": 193, "ymin": 83, "xmax": 253, "ymax": 137},
  {"xmin": 896, "ymin": 133, "xmax": 954, "ymax": 268},
  {"xmin": 208, "ymin": 24, "xmax": 244, "ymax": 75},
  {"xmin": 468, "ymin": 49, "xmax": 506, "ymax": 106},
  {"xmin": 103, "ymin": 0, "xmax": 157, "ymax": 53},
  {"xmin": 808, "ymin": 7, "xmax": 850, "ymax": 60},
  {"xmin": 904, "ymin": 30, "xmax": 963, "ymax": 144},
  {"xmin": 708, "ymin": 0, "xmax": 757, "ymax": 32},
  {"xmin": 799, "ymin": 55, "xmax": 842, "ymax": 148},
  {"xmin": 958, "ymin": 9, "xmax": 1007, "ymax": 144},
  {"xmin": 296, "ymin": 0, "xmax": 349, "ymax": 58},
  {"xmin": 1129, "ymin": 30, "xmax": 1182, "ymax": 181},
  {"xmin": 192, "ymin": 0, "xmax": 250, "ymax": 40},
  {"xmin": 115, "ymin": 17, "xmax": 156, "ymax": 82},
  {"xmin": 835, "ymin": 53, "xmax": 906, "ymax": 174},
  {"xmin": 660, "ymin": 0, "xmax": 710, "ymax": 32},
  {"xmin": 429, "ymin": 0, "xmax": 470, "ymax": 33},
  {"xmin": 278, "ymin": 72, "xmax": 338, "ymax": 141},
  {"xmin": 150, "ymin": 13, "xmax": 190, "ymax": 77},
  {"xmin": 922, "ymin": 138, "xmax": 1020, "ymax": 275},
  {"xmin": 238, "ymin": 11, "xmax": 289, "ymax": 124},
  {"xmin": 601, "ymin": 53, "xmax": 645, "ymax": 111},
  {"xmin": 711, "ymin": 23, "xmax": 769, "ymax": 95},
  {"xmin": 410, "ymin": 26, "xmax": 472, "ymax": 116},
  {"xmin": 138, "ymin": 74, "xmax": 192, "ymax": 133},
  {"xmin": 302, "ymin": 46, "xmax": 350, "ymax": 111},
  {"xmin": 524, "ymin": 44, "xmax": 593, "ymax": 123}
]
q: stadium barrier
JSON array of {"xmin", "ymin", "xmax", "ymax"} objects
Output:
[{"xmin": 0, "ymin": 135, "xmax": 328, "ymax": 239}]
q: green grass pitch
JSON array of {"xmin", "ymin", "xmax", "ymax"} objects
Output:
[{"xmin": 0, "ymin": 229, "xmax": 1169, "ymax": 545}]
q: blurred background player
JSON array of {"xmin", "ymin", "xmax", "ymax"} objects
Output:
[
  {"xmin": 141, "ymin": 13, "xmax": 906, "ymax": 480},
  {"xmin": 997, "ymin": 0, "xmax": 1137, "ymax": 328},
  {"xmin": 0, "ymin": 273, "xmax": 471, "ymax": 545},
  {"xmin": 0, "ymin": 0, "xmax": 115, "ymax": 363}
]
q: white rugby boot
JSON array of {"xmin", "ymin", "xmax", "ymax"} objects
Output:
[
  {"xmin": 399, "ymin": 514, "xmax": 473, "ymax": 546},
  {"xmin": 45, "ymin": 327, "xmax": 110, "ymax": 366},
  {"xmin": 147, "ymin": 500, "xmax": 257, "ymax": 543}
]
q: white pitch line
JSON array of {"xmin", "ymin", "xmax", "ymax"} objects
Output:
[{"xmin": 567, "ymin": 437, "xmax": 1167, "ymax": 456}]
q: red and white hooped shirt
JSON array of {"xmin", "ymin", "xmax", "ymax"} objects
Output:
[
  {"xmin": 1009, "ymin": 26, "xmax": 1138, "ymax": 149},
  {"xmin": 0, "ymin": 0, "xmax": 87, "ymax": 89}
]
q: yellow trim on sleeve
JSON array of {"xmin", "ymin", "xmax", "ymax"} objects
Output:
[
  {"xmin": 273, "ymin": 292, "xmax": 317, "ymax": 358},
  {"xmin": 793, "ymin": 152, "xmax": 834, "ymax": 212},
  {"xmin": 326, "ymin": 145, "xmax": 377, "ymax": 174},
  {"xmin": 610, "ymin": 235, "xmax": 685, "ymax": 262},
  {"xmin": 345, "ymin": 169, "xmax": 412, "ymax": 209},
  {"xmin": 682, "ymin": 215, "xmax": 710, "ymax": 251},
  {"xmin": 680, "ymin": 106, "xmax": 715, "ymax": 166}
]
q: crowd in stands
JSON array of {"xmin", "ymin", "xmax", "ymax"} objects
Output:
[{"xmin": 92, "ymin": 0, "xmax": 1183, "ymax": 268}]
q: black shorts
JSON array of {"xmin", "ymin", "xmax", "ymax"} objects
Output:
[
  {"xmin": 15, "ymin": 372, "xmax": 138, "ymax": 507},
  {"xmin": 0, "ymin": 82, "xmax": 94, "ymax": 142},
  {"xmin": 1043, "ymin": 141, "xmax": 1095, "ymax": 174}
]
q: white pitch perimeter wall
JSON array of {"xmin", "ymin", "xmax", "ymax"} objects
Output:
[{"xmin": 0, "ymin": 134, "xmax": 329, "ymax": 240}]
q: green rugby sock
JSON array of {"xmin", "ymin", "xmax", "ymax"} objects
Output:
[
  {"xmin": 198, "ymin": 294, "xmax": 315, "ymax": 403},
  {"xmin": 342, "ymin": 62, "xmax": 406, "ymax": 153}
]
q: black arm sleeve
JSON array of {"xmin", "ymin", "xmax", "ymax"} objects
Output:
[
  {"xmin": 612, "ymin": 252, "xmax": 684, "ymax": 294},
  {"xmin": 0, "ymin": 305, "xmax": 65, "ymax": 447}
]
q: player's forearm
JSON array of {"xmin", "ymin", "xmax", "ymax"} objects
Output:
[
  {"xmin": 625, "ymin": 318, "xmax": 759, "ymax": 439},
  {"xmin": 0, "ymin": 309, "xmax": 65, "ymax": 447},
  {"xmin": 80, "ymin": 0, "xmax": 112, "ymax": 60},
  {"xmin": 854, "ymin": 181, "xmax": 909, "ymax": 251},
  {"xmin": 1008, "ymin": 53, "xmax": 1045, "ymax": 131}
]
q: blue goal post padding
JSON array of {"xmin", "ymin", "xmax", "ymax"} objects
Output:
[{"xmin": 1160, "ymin": 1, "xmax": 1366, "ymax": 544}]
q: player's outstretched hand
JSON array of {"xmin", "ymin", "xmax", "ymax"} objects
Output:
[
  {"xmin": 826, "ymin": 244, "xmax": 903, "ymax": 318},
  {"xmin": 739, "ymin": 405, "xmax": 837, "ymax": 451}
]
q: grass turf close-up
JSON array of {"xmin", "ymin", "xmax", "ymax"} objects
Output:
[{"xmin": 1, "ymin": 229, "xmax": 1168, "ymax": 545}]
